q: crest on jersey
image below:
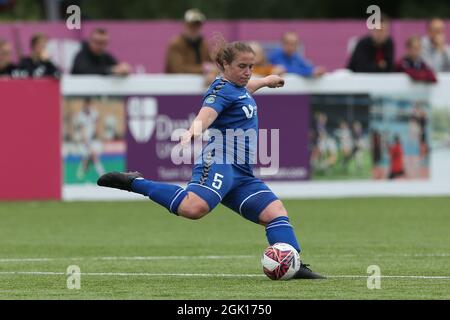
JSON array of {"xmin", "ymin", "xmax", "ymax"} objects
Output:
[
  {"xmin": 205, "ymin": 95, "xmax": 216, "ymax": 104},
  {"xmin": 127, "ymin": 97, "xmax": 158, "ymax": 143}
]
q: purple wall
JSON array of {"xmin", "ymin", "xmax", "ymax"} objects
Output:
[{"xmin": 1, "ymin": 19, "xmax": 448, "ymax": 73}]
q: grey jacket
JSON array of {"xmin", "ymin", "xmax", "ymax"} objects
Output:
[{"xmin": 421, "ymin": 36, "xmax": 450, "ymax": 72}]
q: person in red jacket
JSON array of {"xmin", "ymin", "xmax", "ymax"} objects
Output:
[
  {"xmin": 389, "ymin": 135, "xmax": 405, "ymax": 179},
  {"xmin": 396, "ymin": 36, "xmax": 437, "ymax": 83}
]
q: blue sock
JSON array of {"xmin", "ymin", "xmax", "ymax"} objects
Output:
[
  {"xmin": 131, "ymin": 178, "xmax": 187, "ymax": 214},
  {"xmin": 265, "ymin": 216, "xmax": 301, "ymax": 253}
]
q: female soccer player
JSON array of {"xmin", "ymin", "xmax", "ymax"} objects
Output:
[{"xmin": 98, "ymin": 41, "xmax": 324, "ymax": 279}]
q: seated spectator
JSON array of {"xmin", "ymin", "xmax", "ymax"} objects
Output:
[
  {"xmin": 396, "ymin": 36, "xmax": 437, "ymax": 83},
  {"xmin": 421, "ymin": 18, "xmax": 450, "ymax": 72},
  {"xmin": 248, "ymin": 41, "xmax": 285, "ymax": 77},
  {"xmin": 18, "ymin": 33, "xmax": 61, "ymax": 78},
  {"xmin": 71, "ymin": 28, "xmax": 130, "ymax": 76},
  {"xmin": 165, "ymin": 8, "xmax": 216, "ymax": 83},
  {"xmin": 347, "ymin": 14, "xmax": 394, "ymax": 72},
  {"xmin": 0, "ymin": 39, "xmax": 19, "ymax": 77},
  {"xmin": 268, "ymin": 31, "xmax": 326, "ymax": 77}
]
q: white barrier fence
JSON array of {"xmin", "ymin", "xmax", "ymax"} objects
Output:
[{"xmin": 62, "ymin": 73, "xmax": 450, "ymax": 200}]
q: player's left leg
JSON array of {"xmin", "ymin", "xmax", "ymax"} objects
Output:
[
  {"xmin": 224, "ymin": 193, "xmax": 303, "ymax": 255},
  {"xmin": 222, "ymin": 177, "xmax": 325, "ymax": 279},
  {"xmin": 258, "ymin": 199, "xmax": 325, "ymax": 279},
  {"xmin": 222, "ymin": 177, "xmax": 300, "ymax": 251},
  {"xmin": 258, "ymin": 200, "xmax": 301, "ymax": 252}
]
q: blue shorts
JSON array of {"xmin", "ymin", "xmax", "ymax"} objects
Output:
[{"xmin": 185, "ymin": 162, "xmax": 279, "ymax": 223}]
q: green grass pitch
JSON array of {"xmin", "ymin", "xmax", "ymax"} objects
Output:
[{"xmin": 0, "ymin": 197, "xmax": 449, "ymax": 299}]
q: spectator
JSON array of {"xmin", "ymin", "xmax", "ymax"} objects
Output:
[
  {"xmin": 371, "ymin": 130, "xmax": 383, "ymax": 179},
  {"xmin": 351, "ymin": 121, "xmax": 365, "ymax": 173},
  {"xmin": 389, "ymin": 135, "xmax": 405, "ymax": 180},
  {"xmin": 165, "ymin": 8, "xmax": 216, "ymax": 82},
  {"xmin": 71, "ymin": 28, "xmax": 130, "ymax": 76},
  {"xmin": 421, "ymin": 18, "xmax": 450, "ymax": 72},
  {"xmin": 347, "ymin": 15, "xmax": 394, "ymax": 72},
  {"xmin": 0, "ymin": 39, "xmax": 20, "ymax": 77},
  {"xmin": 248, "ymin": 41, "xmax": 284, "ymax": 77},
  {"xmin": 73, "ymin": 98, "xmax": 105, "ymax": 180},
  {"xmin": 269, "ymin": 31, "xmax": 326, "ymax": 77},
  {"xmin": 18, "ymin": 33, "xmax": 61, "ymax": 78},
  {"xmin": 396, "ymin": 36, "xmax": 437, "ymax": 83}
]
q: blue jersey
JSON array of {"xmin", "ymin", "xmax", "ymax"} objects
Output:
[{"xmin": 201, "ymin": 77, "xmax": 258, "ymax": 174}]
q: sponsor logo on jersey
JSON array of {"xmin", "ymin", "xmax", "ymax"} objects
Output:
[
  {"xmin": 242, "ymin": 104, "xmax": 256, "ymax": 119},
  {"xmin": 238, "ymin": 92, "xmax": 251, "ymax": 99}
]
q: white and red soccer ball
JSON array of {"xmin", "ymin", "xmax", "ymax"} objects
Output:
[{"xmin": 261, "ymin": 243, "xmax": 300, "ymax": 280}]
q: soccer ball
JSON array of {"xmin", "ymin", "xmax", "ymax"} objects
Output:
[{"xmin": 261, "ymin": 243, "xmax": 300, "ymax": 280}]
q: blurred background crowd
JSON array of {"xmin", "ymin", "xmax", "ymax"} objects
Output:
[
  {"xmin": 1, "ymin": 0, "xmax": 449, "ymax": 183},
  {"xmin": 0, "ymin": 0, "xmax": 449, "ymax": 84}
]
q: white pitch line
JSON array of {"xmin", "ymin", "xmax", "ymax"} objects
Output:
[
  {"xmin": 307, "ymin": 253, "xmax": 450, "ymax": 258},
  {"xmin": 0, "ymin": 258, "xmax": 54, "ymax": 262},
  {"xmin": 0, "ymin": 255, "xmax": 256, "ymax": 263},
  {"xmin": 395, "ymin": 253, "xmax": 450, "ymax": 257},
  {"xmin": 0, "ymin": 272, "xmax": 65, "ymax": 276},
  {"xmin": 326, "ymin": 275, "xmax": 450, "ymax": 279},
  {"xmin": 96, "ymin": 255, "xmax": 255, "ymax": 261},
  {"xmin": 0, "ymin": 272, "xmax": 449, "ymax": 279},
  {"xmin": 2, "ymin": 253, "xmax": 450, "ymax": 263},
  {"xmin": 0, "ymin": 271, "xmax": 262, "ymax": 277}
]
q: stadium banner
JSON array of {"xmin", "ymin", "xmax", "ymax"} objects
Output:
[
  {"xmin": 125, "ymin": 95, "xmax": 310, "ymax": 182},
  {"xmin": 60, "ymin": 74, "xmax": 450, "ymax": 200},
  {"xmin": 62, "ymin": 97, "xmax": 126, "ymax": 185},
  {"xmin": 62, "ymin": 91, "xmax": 432, "ymax": 185},
  {"xmin": 309, "ymin": 92, "xmax": 431, "ymax": 181},
  {"xmin": 62, "ymin": 93, "xmax": 310, "ymax": 185},
  {"xmin": 370, "ymin": 93, "xmax": 431, "ymax": 180},
  {"xmin": 309, "ymin": 94, "xmax": 372, "ymax": 180},
  {"xmin": 0, "ymin": 79, "xmax": 61, "ymax": 200}
]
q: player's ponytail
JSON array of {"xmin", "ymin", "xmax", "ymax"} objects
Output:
[{"xmin": 213, "ymin": 34, "xmax": 254, "ymax": 71}]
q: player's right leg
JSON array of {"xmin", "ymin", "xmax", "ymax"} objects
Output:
[
  {"xmin": 180, "ymin": 162, "xmax": 235, "ymax": 219},
  {"xmin": 97, "ymin": 163, "xmax": 234, "ymax": 220},
  {"xmin": 97, "ymin": 171, "xmax": 191, "ymax": 216}
]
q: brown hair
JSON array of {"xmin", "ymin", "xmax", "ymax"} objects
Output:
[
  {"xmin": 213, "ymin": 35, "xmax": 254, "ymax": 71},
  {"xmin": 30, "ymin": 33, "xmax": 47, "ymax": 49},
  {"xmin": 91, "ymin": 28, "xmax": 108, "ymax": 36},
  {"xmin": 380, "ymin": 13, "xmax": 390, "ymax": 24},
  {"xmin": 406, "ymin": 35, "xmax": 421, "ymax": 48}
]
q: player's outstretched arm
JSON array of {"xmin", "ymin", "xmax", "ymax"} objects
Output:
[
  {"xmin": 181, "ymin": 107, "xmax": 219, "ymax": 146},
  {"xmin": 246, "ymin": 75, "xmax": 285, "ymax": 94}
]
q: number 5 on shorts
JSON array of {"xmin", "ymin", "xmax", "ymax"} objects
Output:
[{"xmin": 212, "ymin": 173, "xmax": 224, "ymax": 190}]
